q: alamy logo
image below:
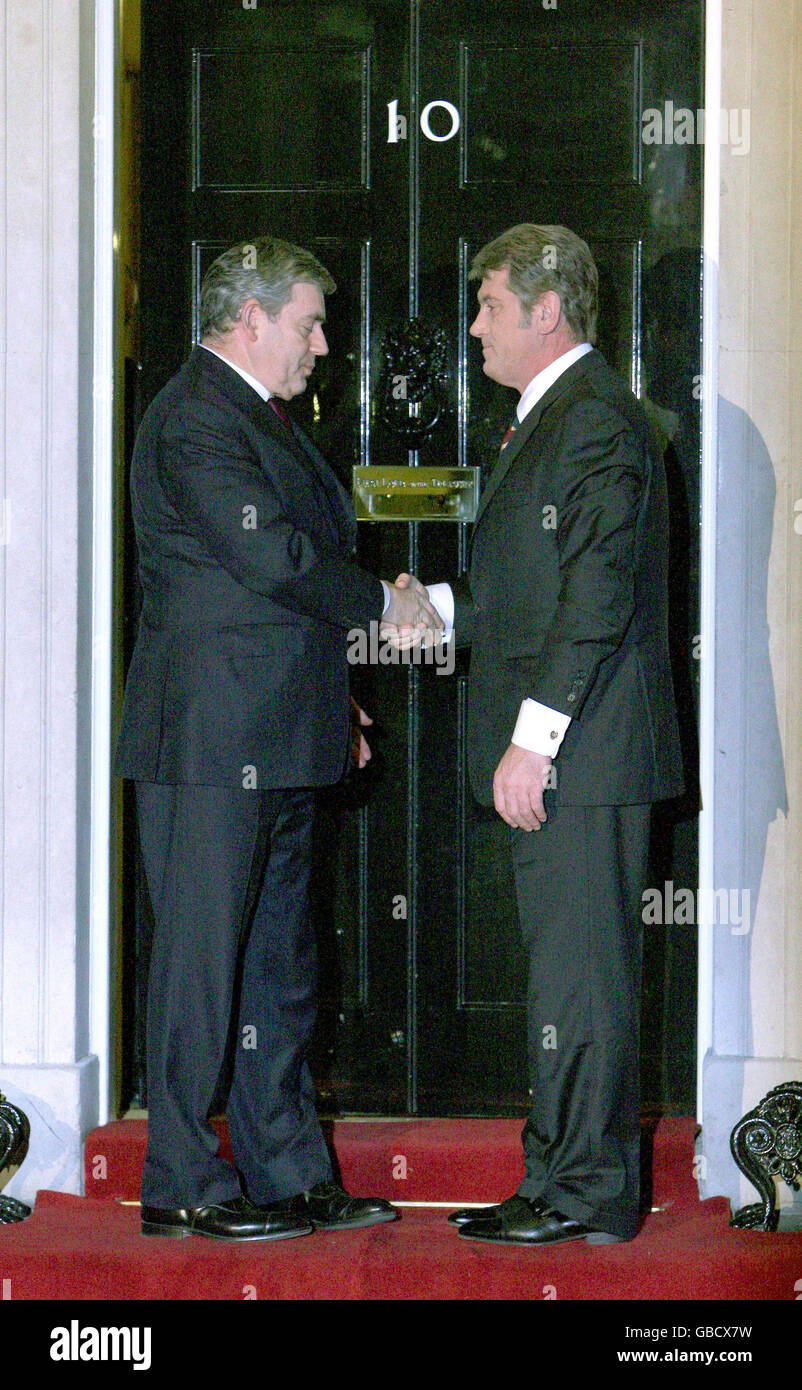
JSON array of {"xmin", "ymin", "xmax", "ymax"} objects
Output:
[
  {"xmin": 50, "ymin": 1321, "xmax": 152, "ymax": 1371},
  {"xmin": 641, "ymin": 102, "xmax": 750, "ymax": 156},
  {"xmin": 347, "ymin": 622, "xmax": 455, "ymax": 675},
  {"xmin": 641, "ymin": 881, "xmax": 751, "ymax": 935}
]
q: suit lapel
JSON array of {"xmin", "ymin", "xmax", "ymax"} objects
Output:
[
  {"xmin": 193, "ymin": 348, "xmax": 351, "ymax": 547},
  {"xmin": 474, "ymin": 400, "xmax": 543, "ymax": 528},
  {"xmin": 290, "ymin": 427, "xmax": 356, "ymax": 544},
  {"xmin": 473, "ymin": 349, "xmax": 601, "ymax": 529},
  {"xmin": 255, "ymin": 401, "xmax": 353, "ymax": 547}
]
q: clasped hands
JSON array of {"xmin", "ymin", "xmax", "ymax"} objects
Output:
[
  {"xmin": 380, "ymin": 572, "xmax": 444, "ymax": 650},
  {"xmin": 349, "ymin": 574, "xmax": 440, "ymax": 772}
]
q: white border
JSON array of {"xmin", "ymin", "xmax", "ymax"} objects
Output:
[
  {"xmin": 88, "ymin": 0, "xmax": 116, "ymax": 1127},
  {"xmin": 697, "ymin": 0, "xmax": 721, "ymax": 1115}
]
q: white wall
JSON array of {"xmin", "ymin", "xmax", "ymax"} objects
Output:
[
  {"xmin": 700, "ymin": 0, "xmax": 802, "ymax": 1215},
  {"xmin": 0, "ymin": 0, "xmax": 101, "ymax": 1204}
]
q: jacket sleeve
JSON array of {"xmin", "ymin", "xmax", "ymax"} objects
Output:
[
  {"xmin": 526, "ymin": 400, "xmax": 644, "ymax": 717},
  {"xmin": 156, "ymin": 395, "xmax": 385, "ymax": 631},
  {"xmin": 450, "ymin": 575, "xmax": 476, "ymax": 649}
]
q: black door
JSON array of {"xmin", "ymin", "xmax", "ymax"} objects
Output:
[{"xmin": 126, "ymin": 0, "xmax": 702, "ymax": 1116}]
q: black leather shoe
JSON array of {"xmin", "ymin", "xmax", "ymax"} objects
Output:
[
  {"xmin": 298, "ymin": 1181, "xmax": 398, "ymax": 1231},
  {"xmin": 448, "ymin": 1203, "xmax": 500, "ymax": 1227},
  {"xmin": 141, "ymin": 1195, "xmax": 313, "ymax": 1242},
  {"xmin": 448, "ymin": 1194, "xmax": 547, "ymax": 1227},
  {"xmin": 458, "ymin": 1196, "xmax": 628, "ymax": 1246}
]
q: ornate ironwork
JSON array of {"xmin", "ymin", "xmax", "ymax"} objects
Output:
[
  {"xmin": 379, "ymin": 316, "xmax": 452, "ymax": 450},
  {"xmin": 0, "ymin": 1091, "xmax": 31, "ymax": 1224},
  {"xmin": 730, "ymin": 1081, "xmax": 802, "ymax": 1231}
]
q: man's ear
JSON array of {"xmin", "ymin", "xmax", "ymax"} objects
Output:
[
  {"xmin": 239, "ymin": 297, "xmax": 265, "ymax": 338},
  {"xmin": 535, "ymin": 290, "xmax": 563, "ymax": 335}
]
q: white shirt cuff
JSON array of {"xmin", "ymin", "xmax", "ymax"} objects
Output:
[
  {"xmin": 380, "ymin": 579, "xmax": 391, "ymax": 615},
  {"xmin": 512, "ymin": 699, "xmax": 572, "ymax": 757},
  {"xmin": 425, "ymin": 582, "xmax": 454, "ymax": 642}
]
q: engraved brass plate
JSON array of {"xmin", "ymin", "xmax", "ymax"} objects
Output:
[{"xmin": 352, "ymin": 466, "xmax": 480, "ymax": 522}]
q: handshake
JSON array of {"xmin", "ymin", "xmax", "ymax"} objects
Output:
[{"xmin": 381, "ymin": 573, "xmax": 445, "ymax": 650}]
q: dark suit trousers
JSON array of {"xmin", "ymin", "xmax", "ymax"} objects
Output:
[
  {"xmin": 510, "ymin": 798, "xmax": 651, "ymax": 1241},
  {"xmin": 135, "ymin": 781, "xmax": 333, "ymax": 1209}
]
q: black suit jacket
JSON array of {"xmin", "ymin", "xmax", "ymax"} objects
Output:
[
  {"xmin": 114, "ymin": 346, "xmax": 384, "ymax": 788},
  {"xmin": 453, "ymin": 349, "xmax": 684, "ymax": 807}
]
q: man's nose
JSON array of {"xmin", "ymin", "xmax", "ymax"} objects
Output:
[
  {"xmin": 311, "ymin": 326, "xmax": 328, "ymax": 355},
  {"xmin": 469, "ymin": 313, "xmax": 482, "ymax": 337}
]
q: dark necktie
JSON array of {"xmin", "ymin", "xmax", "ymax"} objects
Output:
[
  {"xmin": 268, "ymin": 396, "xmax": 293, "ymax": 432},
  {"xmin": 500, "ymin": 417, "xmax": 518, "ymax": 451}
]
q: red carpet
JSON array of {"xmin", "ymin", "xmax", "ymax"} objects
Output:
[
  {"xmin": 81, "ymin": 1116, "xmax": 701, "ymax": 1209},
  {"xmin": 1, "ymin": 1118, "xmax": 799, "ymax": 1299}
]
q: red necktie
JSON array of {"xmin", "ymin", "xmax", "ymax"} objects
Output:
[
  {"xmin": 500, "ymin": 418, "xmax": 518, "ymax": 451},
  {"xmin": 268, "ymin": 396, "xmax": 293, "ymax": 431}
]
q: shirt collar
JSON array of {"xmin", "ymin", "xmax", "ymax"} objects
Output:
[
  {"xmin": 517, "ymin": 342, "xmax": 593, "ymax": 422},
  {"xmin": 201, "ymin": 343, "xmax": 271, "ymax": 402}
]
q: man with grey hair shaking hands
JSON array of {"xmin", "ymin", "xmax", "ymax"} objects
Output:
[
  {"xmin": 115, "ymin": 236, "xmax": 441, "ymax": 1242},
  {"xmin": 394, "ymin": 224, "xmax": 682, "ymax": 1247}
]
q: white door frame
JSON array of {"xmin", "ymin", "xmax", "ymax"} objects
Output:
[{"xmin": 89, "ymin": 0, "xmax": 117, "ymax": 1126}]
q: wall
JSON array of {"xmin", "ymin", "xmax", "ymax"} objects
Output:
[
  {"xmin": 0, "ymin": 0, "xmax": 99, "ymax": 1203},
  {"xmin": 700, "ymin": 0, "xmax": 802, "ymax": 1216}
]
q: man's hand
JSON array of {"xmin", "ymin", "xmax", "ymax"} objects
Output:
[
  {"xmin": 350, "ymin": 697, "xmax": 373, "ymax": 769},
  {"xmin": 493, "ymin": 743, "xmax": 552, "ymax": 831},
  {"xmin": 393, "ymin": 572, "xmax": 427, "ymax": 596},
  {"xmin": 381, "ymin": 576, "xmax": 444, "ymax": 650}
]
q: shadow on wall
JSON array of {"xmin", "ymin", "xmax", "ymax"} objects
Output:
[
  {"xmin": 715, "ymin": 395, "xmax": 787, "ymax": 1060},
  {"xmin": 699, "ymin": 394, "xmax": 789, "ymax": 1209},
  {"xmin": 0, "ymin": 1079, "xmax": 89, "ymax": 1208}
]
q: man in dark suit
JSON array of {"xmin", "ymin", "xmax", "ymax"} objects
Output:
[
  {"xmin": 397, "ymin": 224, "xmax": 683, "ymax": 1245},
  {"xmin": 115, "ymin": 236, "xmax": 441, "ymax": 1241}
]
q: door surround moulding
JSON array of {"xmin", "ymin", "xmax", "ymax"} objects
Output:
[{"xmin": 89, "ymin": 0, "xmax": 117, "ymax": 1126}]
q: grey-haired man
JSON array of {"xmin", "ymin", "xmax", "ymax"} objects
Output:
[{"xmin": 116, "ymin": 237, "xmax": 441, "ymax": 1241}]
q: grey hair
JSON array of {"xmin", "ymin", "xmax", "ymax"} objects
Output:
[
  {"xmin": 469, "ymin": 224, "xmax": 598, "ymax": 344},
  {"xmin": 199, "ymin": 236, "xmax": 336, "ymax": 339}
]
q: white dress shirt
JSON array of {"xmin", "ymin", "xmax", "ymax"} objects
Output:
[
  {"xmin": 427, "ymin": 342, "xmax": 593, "ymax": 758},
  {"xmin": 201, "ymin": 343, "xmax": 271, "ymax": 401}
]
